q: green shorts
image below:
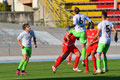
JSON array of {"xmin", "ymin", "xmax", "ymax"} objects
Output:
[
  {"xmin": 22, "ymin": 46, "xmax": 32, "ymax": 58},
  {"xmin": 97, "ymin": 43, "xmax": 110, "ymax": 54},
  {"xmin": 69, "ymin": 29, "xmax": 87, "ymax": 43}
]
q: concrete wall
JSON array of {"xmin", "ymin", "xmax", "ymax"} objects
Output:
[
  {"xmin": 0, "ymin": 11, "xmax": 34, "ymax": 25},
  {"xmin": 14, "ymin": 0, "xmax": 25, "ymax": 11}
]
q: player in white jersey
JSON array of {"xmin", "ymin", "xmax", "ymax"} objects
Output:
[
  {"xmin": 91, "ymin": 11, "xmax": 118, "ymax": 74},
  {"xmin": 16, "ymin": 24, "xmax": 37, "ymax": 76},
  {"xmin": 68, "ymin": 7, "xmax": 92, "ymax": 66}
]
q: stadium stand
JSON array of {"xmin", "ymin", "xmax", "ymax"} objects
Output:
[{"xmin": 41, "ymin": 0, "xmax": 120, "ymax": 29}]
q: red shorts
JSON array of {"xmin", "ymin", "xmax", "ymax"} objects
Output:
[
  {"xmin": 62, "ymin": 45, "xmax": 79, "ymax": 54},
  {"xmin": 86, "ymin": 44, "xmax": 98, "ymax": 54}
]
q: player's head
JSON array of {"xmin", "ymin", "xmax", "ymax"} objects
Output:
[
  {"xmin": 102, "ymin": 11, "xmax": 107, "ymax": 19},
  {"xmin": 73, "ymin": 7, "xmax": 80, "ymax": 14},
  {"xmin": 22, "ymin": 23, "xmax": 31, "ymax": 31},
  {"xmin": 87, "ymin": 22, "xmax": 94, "ymax": 29}
]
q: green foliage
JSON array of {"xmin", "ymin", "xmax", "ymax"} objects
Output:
[{"xmin": 0, "ymin": 2, "xmax": 11, "ymax": 11}]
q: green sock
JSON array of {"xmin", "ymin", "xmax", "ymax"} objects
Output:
[
  {"xmin": 82, "ymin": 48, "xmax": 86, "ymax": 60},
  {"xmin": 18, "ymin": 59, "xmax": 25, "ymax": 70},
  {"xmin": 103, "ymin": 57, "xmax": 107, "ymax": 68},
  {"xmin": 97, "ymin": 59, "xmax": 101, "ymax": 69},
  {"xmin": 22, "ymin": 61, "xmax": 28, "ymax": 71}
]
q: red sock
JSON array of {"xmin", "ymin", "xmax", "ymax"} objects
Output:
[
  {"xmin": 74, "ymin": 56, "xmax": 80, "ymax": 68},
  {"xmin": 54, "ymin": 56, "xmax": 62, "ymax": 68},
  {"xmin": 85, "ymin": 58, "xmax": 88, "ymax": 70},
  {"xmin": 68, "ymin": 56, "xmax": 71, "ymax": 63},
  {"xmin": 92, "ymin": 56, "xmax": 96, "ymax": 70},
  {"xmin": 56, "ymin": 56, "xmax": 61, "ymax": 62}
]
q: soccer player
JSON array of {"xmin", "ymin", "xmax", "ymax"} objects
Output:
[
  {"xmin": 91, "ymin": 11, "xmax": 118, "ymax": 74},
  {"xmin": 84, "ymin": 22, "xmax": 99, "ymax": 73},
  {"xmin": 16, "ymin": 24, "xmax": 37, "ymax": 76},
  {"xmin": 52, "ymin": 31, "xmax": 81, "ymax": 73},
  {"xmin": 68, "ymin": 7, "xmax": 92, "ymax": 66}
]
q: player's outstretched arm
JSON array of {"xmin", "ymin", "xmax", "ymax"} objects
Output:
[
  {"xmin": 112, "ymin": 27, "xmax": 118, "ymax": 42},
  {"xmin": 85, "ymin": 15, "xmax": 92, "ymax": 23}
]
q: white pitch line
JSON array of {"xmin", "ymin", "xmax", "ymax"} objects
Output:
[{"xmin": 0, "ymin": 54, "xmax": 120, "ymax": 63}]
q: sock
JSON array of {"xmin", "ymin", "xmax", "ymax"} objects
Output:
[
  {"xmin": 85, "ymin": 59, "xmax": 88, "ymax": 70},
  {"xmin": 54, "ymin": 56, "xmax": 62, "ymax": 68},
  {"xmin": 82, "ymin": 48, "xmax": 86, "ymax": 60},
  {"xmin": 22, "ymin": 61, "xmax": 28, "ymax": 71},
  {"xmin": 97, "ymin": 59, "xmax": 101, "ymax": 70},
  {"xmin": 56, "ymin": 56, "xmax": 61, "ymax": 62},
  {"xmin": 103, "ymin": 57, "xmax": 107, "ymax": 68},
  {"xmin": 17, "ymin": 59, "xmax": 25, "ymax": 70},
  {"xmin": 74, "ymin": 56, "xmax": 80, "ymax": 68},
  {"xmin": 68, "ymin": 56, "xmax": 71, "ymax": 63},
  {"xmin": 92, "ymin": 56, "xmax": 96, "ymax": 70}
]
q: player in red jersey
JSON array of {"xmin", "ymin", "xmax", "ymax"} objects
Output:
[
  {"xmin": 84, "ymin": 22, "xmax": 99, "ymax": 73},
  {"xmin": 52, "ymin": 31, "xmax": 81, "ymax": 73}
]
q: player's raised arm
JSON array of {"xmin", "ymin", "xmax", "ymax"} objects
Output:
[
  {"xmin": 85, "ymin": 15, "xmax": 92, "ymax": 23},
  {"xmin": 32, "ymin": 31, "xmax": 37, "ymax": 48},
  {"xmin": 112, "ymin": 26, "xmax": 118, "ymax": 42}
]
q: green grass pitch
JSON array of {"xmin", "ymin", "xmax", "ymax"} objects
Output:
[{"xmin": 0, "ymin": 59, "xmax": 120, "ymax": 80}]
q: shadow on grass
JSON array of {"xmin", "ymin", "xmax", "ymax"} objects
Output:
[{"xmin": 17, "ymin": 76, "xmax": 120, "ymax": 80}]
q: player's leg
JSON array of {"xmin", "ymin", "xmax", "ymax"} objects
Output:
[
  {"xmin": 91, "ymin": 50, "xmax": 96, "ymax": 72},
  {"xmin": 73, "ymin": 51, "xmax": 81, "ymax": 72},
  {"xmin": 80, "ymin": 32, "xmax": 87, "ymax": 66},
  {"xmin": 68, "ymin": 52, "xmax": 73, "ymax": 65},
  {"xmin": 21, "ymin": 47, "xmax": 31, "ymax": 75},
  {"xmin": 21, "ymin": 54, "xmax": 28, "ymax": 75},
  {"xmin": 55, "ymin": 56, "xmax": 61, "ymax": 63},
  {"xmin": 52, "ymin": 52, "xmax": 69, "ymax": 73},
  {"xmin": 84, "ymin": 46, "xmax": 91, "ymax": 73},
  {"xmin": 69, "ymin": 29, "xmax": 81, "ymax": 38},
  {"xmin": 16, "ymin": 46, "xmax": 27, "ymax": 76},
  {"xmin": 95, "ymin": 52, "xmax": 102, "ymax": 74},
  {"xmin": 102, "ymin": 44, "xmax": 110, "ymax": 72},
  {"xmin": 95, "ymin": 43, "xmax": 104, "ymax": 74},
  {"xmin": 81, "ymin": 43, "xmax": 86, "ymax": 65}
]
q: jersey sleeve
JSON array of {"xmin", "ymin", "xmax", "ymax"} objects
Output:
[
  {"xmin": 97, "ymin": 23, "xmax": 102, "ymax": 30},
  {"xmin": 110, "ymin": 22, "xmax": 114, "ymax": 28},
  {"xmin": 73, "ymin": 16, "xmax": 77, "ymax": 25},
  {"xmin": 85, "ymin": 15, "xmax": 92, "ymax": 22},
  {"xmin": 32, "ymin": 30, "xmax": 36, "ymax": 37},
  {"xmin": 17, "ymin": 32, "xmax": 24, "ymax": 40}
]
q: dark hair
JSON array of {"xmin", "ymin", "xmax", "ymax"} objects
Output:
[
  {"xmin": 102, "ymin": 11, "xmax": 107, "ymax": 18},
  {"xmin": 73, "ymin": 7, "xmax": 80, "ymax": 14},
  {"xmin": 22, "ymin": 23, "xmax": 29, "ymax": 30},
  {"xmin": 87, "ymin": 22, "xmax": 94, "ymax": 29}
]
